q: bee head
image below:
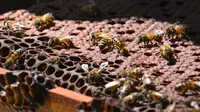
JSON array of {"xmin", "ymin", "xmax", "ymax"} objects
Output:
[
  {"xmin": 166, "ymin": 28, "xmax": 173, "ymax": 36},
  {"xmin": 174, "ymin": 83, "xmax": 182, "ymax": 91},
  {"xmin": 34, "ymin": 21, "xmax": 42, "ymax": 29},
  {"xmin": 137, "ymin": 36, "xmax": 144, "ymax": 44},
  {"xmin": 90, "ymin": 32, "xmax": 95, "ymax": 40},
  {"xmin": 14, "ymin": 30, "xmax": 23, "ymax": 38},
  {"xmin": 4, "ymin": 62, "xmax": 12, "ymax": 69}
]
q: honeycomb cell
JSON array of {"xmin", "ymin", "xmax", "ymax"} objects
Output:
[
  {"xmin": 36, "ymin": 76, "xmax": 45, "ymax": 84},
  {"xmin": 80, "ymin": 86, "xmax": 87, "ymax": 94},
  {"xmin": 61, "ymin": 83, "xmax": 68, "ymax": 89},
  {"xmin": 68, "ymin": 85, "xmax": 75, "ymax": 91},
  {"xmin": 62, "ymin": 73, "xmax": 71, "ymax": 81},
  {"xmin": 45, "ymin": 79, "xmax": 55, "ymax": 89},
  {"xmin": 58, "ymin": 62, "xmax": 67, "ymax": 69},
  {"xmin": 85, "ymin": 90, "xmax": 92, "ymax": 96},
  {"xmin": 76, "ymin": 26, "xmax": 86, "ymax": 30},
  {"xmin": 24, "ymin": 38, "xmax": 35, "ymax": 43},
  {"xmin": 43, "ymin": 48, "xmax": 54, "ymax": 53},
  {"xmin": 29, "ymin": 50, "xmax": 39, "ymax": 54},
  {"xmin": 37, "ymin": 54, "xmax": 47, "ymax": 61},
  {"xmin": 69, "ymin": 56, "xmax": 81, "ymax": 62},
  {"xmin": 46, "ymin": 65, "xmax": 56, "ymax": 76},
  {"xmin": 70, "ymin": 75, "xmax": 78, "ymax": 83},
  {"xmin": 4, "ymin": 40, "xmax": 14, "ymax": 44},
  {"xmin": 31, "ymin": 43, "xmax": 41, "ymax": 47},
  {"xmin": 37, "ymin": 63, "xmax": 48, "ymax": 72},
  {"xmin": 27, "ymin": 58, "xmax": 36, "ymax": 67},
  {"xmin": 64, "ymin": 61, "xmax": 74, "ymax": 66},
  {"xmin": 144, "ymin": 52, "xmax": 152, "ymax": 56},
  {"xmin": 75, "ymin": 67, "xmax": 85, "ymax": 73},
  {"xmin": 37, "ymin": 36, "xmax": 50, "ymax": 42},
  {"xmin": 19, "ymin": 43, "xmax": 29, "ymax": 48},
  {"xmin": 107, "ymin": 21, "xmax": 116, "ymax": 25},
  {"xmin": 54, "ymin": 70, "xmax": 64, "ymax": 78},
  {"xmin": 76, "ymin": 78, "xmax": 85, "ymax": 88},
  {"xmin": 114, "ymin": 60, "xmax": 124, "ymax": 64},
  {"xmin": 0, "ymin": 46, "xmax": 10, "ymax": 57},
  {"xmin": 25, "ymin": 75, "xmax": 33, "ymax": 85}
]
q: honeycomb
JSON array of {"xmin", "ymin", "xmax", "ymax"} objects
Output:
[{"xmin": 1, "ymin": 0, "xmax": 200, "ymax": 111}]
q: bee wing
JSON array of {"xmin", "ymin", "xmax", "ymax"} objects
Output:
[
  {"xmin": 99, "ymin": 61, "xmax": 108, "ymax": 72},
  {"xmin": 81, "ymin": 64, "xmax": 89, "ymax": 73}
]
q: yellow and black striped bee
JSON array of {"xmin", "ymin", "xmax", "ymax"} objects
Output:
[
  {"xmin": 48, "ymin": 34, "xmax": 75, "ymax": 49},
  {"xmin": 121, "ymin": 92, "xmax": 145, "ymax": 105},
  {"xmin": 90, "ymin": 32, "xmax": 114, "ymax": 51},
  {"xmin": 118, "ymin": 79, "xmax": 135, "ymax": 98},
  {"xmin": 141, "ymin": 73, "xmax": 155, "ymax": 90},
  {"xmin": 166, "ymin": 24, "xmax": 190, "ymax": 41},
  {"xmin": 113, "ymin": 38, "xmax": 129, "ymax": 56},
  {"xmin": 34, "ymin": 13, "xmax": 55, "ymax": 31},
  {"xmin": 119, "ymin": 68, "xmax": 143, "ymax": 80},
  {"xmin": 80, "ymin": 0, "xmax": 102, "ymax": 17},
  {"xmin": 159, "ymin": 44, "xmax": 177, "ymax": 65},
  {"xmin": 137, "ymin": 30, "xmax": 164, "ymax": 45},
  {"xmin": 77, "ymin": 97, "xmax": 132, "ymax": 112},
  {"xmin": 105, "ymin": 78, "xmax": 126, "ymax": 94},
  {"xmin": 146, "ymin": 91, "xmax": 169, "ymax": 109},
  {"xmin": 82, "ymin": 62, "xmax": 108, "ymax": 84},
  {"xmin": 175, "ymin": 81, "xmax": 200, "ymax": 94},
  {"xmin": 3, "ymin": 19, "xmax": 27, "ymax": 38},
  {"xmin": 4, "ymin": 48, "xmax": 26, "ymax": 70}
]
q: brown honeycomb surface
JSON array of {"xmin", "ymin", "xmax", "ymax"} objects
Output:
[{"xmin": 0, "ymin": 0, "xmax": 200, "ymax": 111}]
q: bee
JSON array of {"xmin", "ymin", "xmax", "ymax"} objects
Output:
[
  {"xmin": 175, "ymin": 81, "xmax": 200, "ymax": 94},
  {"xmin": 121, "ymin": 92, "xmax": 145, "ymax": 105},
  {"xmin": 105, "ymin": 78, "xmax": 126, "ymax": 93},
  {"xmin": 137, "ymin": 30, "xmax": 164, "ymax": 45},
  {"xmin": 90, "ymin": 32, "xmax": 114, "ymax": 51},
  {"xmin": 80, "ymin": 0, "xmax": 102, "ymax": 17},
  {"xmin": 34, "ymin": 13, "xmax": 55, "ymax": 31},
  {"xmin": 119, "ymin": 68, "xmax": 143, "ymax": 80},
  {"xmin": 118, "ymin": 79, "xmax": 135, "ymax": 98},
  {"xmin": 3, "ymin": 19, "xmax": 26, "ymax": 38},
  {"xmin": 141, "ymin": 73, "xmax": 155, "ymax": 90},
  {"xmin": 81, "ymin": 62, "xmax": 108, "ymax": 84},
  {"xmin": 146, "ymin": 91, "xmax": 169, "ymax": 109},
  {"xmin": 48, "ymin": 34, "xmax": 75, "ymax": 49},
  {"xmin": 159, "ymin": 44, "xmax": 177, "ymax": 65},
  {"xmin": 4, "ymin": 48, "xmax": 26, "ymax": 69},
  {"xmin": 166, "ymin": 24, "xmax": 190, "ymax": 41},
  {"xmin": 113, "ymin": 38, "xmax": 129, "ymax": 56}
]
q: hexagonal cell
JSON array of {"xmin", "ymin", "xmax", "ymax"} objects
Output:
[
  {"xmin": 67, "ymin": 66, "xmax": 77, "ymax": 71},
  {"xmin": 4, "ymin": 40, "xmax": 15, "ymax": 44},
  {"xmin": 70, "ymin": 75, "xmax": 78, "ymax": 83},
  {"xmin": 76, "ymin": 26, "xmax": 86, "ymax": 30},
  {"xmin": 46, "ymin": 65, "xmax": 56, "ymax": 76},
  {"xmin": 54, "ymin": 70, "xmax": 64, "ymax": 78},
  {"xmin": 43, "ymin": 48, "xmax": 54, "ymax": 54},
  {"xmin": 19, "ymin": 42, "xmax": 29, "ymax": 48},
  {"xmin": 11, "ymin": 38, "xmax": 22, "ymax": 42},
  {"xmin": 69, "ymin": 56, "xmax": 81, "ymax": 62},
  {"xmin": 37, "ymin": 63, "xmax": 48, "ymax": 72},
  {"xmin": 27, "ymin": 58, "xmax": 36, "ymax": 67},
  {"xmin": 36, "ymin": 76, "xmax": 45, "ymax": 84},
  {"xmin": 58, "ymin": 62, "xmax": 68, "ymax": 69},
  {"xmin": 0, "ymin": 46, "xmax": 10, "ymax": 57},
  {"xmin": 68, "ymin": 85, "xmax": 75, "ymax": 91},
  {"xmin": 80, "ymin": 86, "xmax": 87, "ymax": 94},
  {"xmin": 18, "ymin": 71, "xmax": 29, "ymax": 82},
  {"xmin": 61, "ymin": 83, "xmax": 68, "ymax": 89},
  {"xmin": 37, "ymin": 36, "xmax": 50, "ymax": 42},
  {"xmin": 62, "ymin": 73, "xmax": 71, "ymax": 81},
  {"xmin": 45, "ymin": 79, "xmax": 55, "ymax": 89},
  {"xmin": 64, "ymin": 61, "xmax": 74, "ymax": 66},
  {"xmin": 84, "ymin": 89, "xmax": 92, "ymax": 96},
  {"xmin": 24, "ymin": 38, "xmax": 35, "ymax": 43},
  {"xmin": 76, "ymin": 78, "xmax": 85, "ymax": 88},
  {"xmin": 37, "ymin": 54, "xmax": 47, "ymax": 61}
]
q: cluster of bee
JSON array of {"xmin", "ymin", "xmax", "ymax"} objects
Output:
[
  {"xmin": 104, "ymin": 68, "xmax": 170, "ymax": 110},
  {"xmin": 90, "ymin": 32, "xmax": 129, "ymax": 56},
  {"xmin": 1, "ymin": 13, "xmax": 55, "ymax": 38},
  {"xmin": 137, "ymin": 23, "xmax": 189, "ymax": 64}
]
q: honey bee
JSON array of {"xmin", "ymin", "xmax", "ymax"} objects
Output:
[
  {"xmin": 4, "ymin": 48, "xmax": 26, "ymax": 69},
  {"xmin": 175, "ymin": 81, "xmax": 200, "ymax": 94},
  {"xmin": 121, "ymin": 92, "xmax": 145, "ymax": 105},
  {"xmin": 34, "ymin": 13, "xmax": 55, "ymax": 31},
  {"xmin": 166, "ymin": 23, "xmax": 190, "ymax": 41},
  {"xmin": 118, "ymin": 79, "xmax": 135, "ymax": 98},
  {"xmin": 81, "ymin": 62, "xmax": 108, "ymax": 84},
  {"xmin": 159, "ymin": 44, "xmax": 177, "ymax": 65},
  {"xmin": 146, "ymin": 91, "xmax": 169, "ymax": 109},
  {"xmin": 113, "ymin": 38, "xmax": 129, "ymax": 56},
  {"xmin": 90, "ymin": 32, "xmax": 114, "ymax": 51},
  {"xmin": 105, "ymin": 78, "xmax": 126, "ymax": 93},
  {"xmin": 141, "ymin": 73, "xmax": 155, "ymax": 90},
  {"xmin": 3, "ymin": 19, "xmax": 26, "ymax": 38},
  {"xmin": 119, "ymin": 68, "xmax": 143, "ymax": 80},
  {"xmin": 48, "ymin": 34, "xmax": 75, "ymax": 49},
  {"xmin": 80, "ymin": 0, "xmax": 102, "ymax": 17},
  {"xmin": 137, "ymin": 30, "xmax": 164, "ymax": 45}
]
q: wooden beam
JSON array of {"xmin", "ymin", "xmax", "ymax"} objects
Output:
[{"xmin": 0, "ymin": 68, "xmax": 93, "ymax": 112}]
